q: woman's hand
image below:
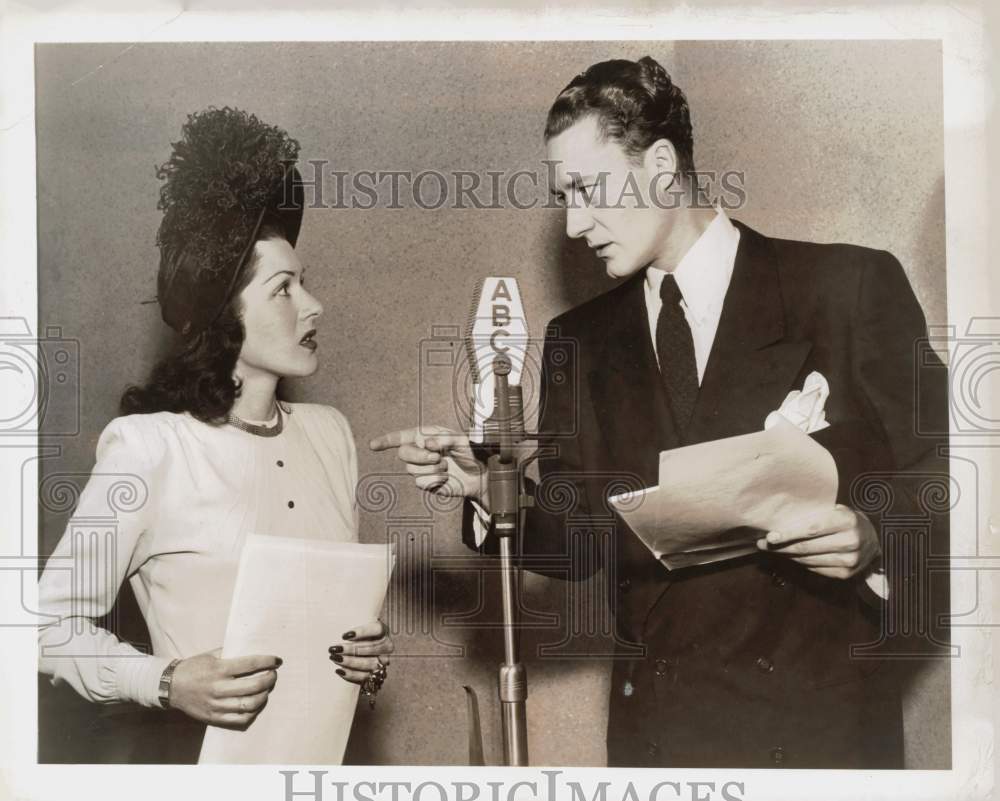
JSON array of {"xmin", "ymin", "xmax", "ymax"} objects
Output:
[
  {"xmin": 168, "ymin": 648, "xmax": 282, "ymax": 729},
  {"xmin": 329, "ymin": 620, "xmax": 394, "ymax": 684}
]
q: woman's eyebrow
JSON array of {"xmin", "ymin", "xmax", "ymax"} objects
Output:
[{"xmin": 264, "ymin": 269, "xmax": 297, "ymax": 284}]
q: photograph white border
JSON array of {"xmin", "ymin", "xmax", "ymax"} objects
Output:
[{"xmin": 1, "ymin": 3, "xmax": 995, "ymax": 800}]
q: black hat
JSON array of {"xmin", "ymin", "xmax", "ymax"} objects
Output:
[{"xmin": 155, "ymin": 107, "xmax": 304, "ymax": 337}]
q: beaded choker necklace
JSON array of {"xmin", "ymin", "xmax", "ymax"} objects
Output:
[{"xmin": 225, "ymin": 404, "xmax": 283, "ymax": 437}]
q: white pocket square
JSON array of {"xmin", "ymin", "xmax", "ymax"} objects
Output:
[{"xmin": 764, "ymin": 371, "xmax": 831, "ymax": 433}]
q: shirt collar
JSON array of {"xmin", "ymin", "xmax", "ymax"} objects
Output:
[{"xmin": 645, "ymin": 207, "xmax": 740, "ymax": 323}]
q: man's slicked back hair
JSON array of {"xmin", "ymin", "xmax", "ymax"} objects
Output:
[{"xmin": 544, "ymin": 56, "xmax": 695, "ymax": 177}]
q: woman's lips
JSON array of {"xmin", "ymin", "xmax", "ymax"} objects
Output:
[{"xmin": 299, "ymin": 330, "xmax": 318, "ymax": 351}]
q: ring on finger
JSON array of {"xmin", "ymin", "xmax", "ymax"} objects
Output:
[{"xmin": 361, "ymin": 660, "xmax": 388, "ymax": 708}]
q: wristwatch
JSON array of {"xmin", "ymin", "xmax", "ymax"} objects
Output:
[{"xmin": 158, "ymin": 658, "xmax": 181, "ymax": 709}]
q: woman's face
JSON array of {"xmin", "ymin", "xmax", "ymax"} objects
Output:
[{"xmin": 235, "ymin": 236, "xmax": 324, "ymax": 381}]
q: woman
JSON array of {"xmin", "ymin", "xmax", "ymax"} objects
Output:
[{"xmin": 37, "ymin": 107, "xmax": 392, "ymax": 763}]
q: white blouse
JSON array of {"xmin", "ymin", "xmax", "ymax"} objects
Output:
[{"xmin": 38, "ymin": 402, "xmax": 359, "ymax": 709}]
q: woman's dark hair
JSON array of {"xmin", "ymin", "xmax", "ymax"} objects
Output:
[
  {"xmin": 544, "ymin": 56, "xmax": 695, "ymax": 177},
  {"xmin": 120, "ymin": 224, "xmax": 284, "ymax": 423}
]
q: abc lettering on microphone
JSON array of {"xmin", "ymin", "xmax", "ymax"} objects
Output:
[{"xmin": 416, "ymin": 278, "xmax": 580, "ymax": 439}]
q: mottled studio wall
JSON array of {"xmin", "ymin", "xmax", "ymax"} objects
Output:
[{"xmin": 36, "ymin": 41, "xmax": 947, "ymax": 767}]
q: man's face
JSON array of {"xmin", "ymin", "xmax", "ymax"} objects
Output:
[{"xmin": 546, "ymin": 115, "xmax": 671, "ymax": 279}]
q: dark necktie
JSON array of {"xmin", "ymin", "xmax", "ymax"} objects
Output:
[{"xmin": 656, "ymin": 273, "xmax": 698, "ymax": 432}]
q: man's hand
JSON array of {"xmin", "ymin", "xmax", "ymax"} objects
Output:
[
  {"xmin": 370, "ymin": 426, "xmax": 487, "ymax": 506},
  {"xmin": 756, "ymin": 504, "xmax": 881, "ymax": 579}
]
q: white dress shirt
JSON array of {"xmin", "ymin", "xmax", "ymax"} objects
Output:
[
  {"xmin": 643, "ymin": 206, "xmax": 740, "ymax": 385},
  {"xmin": 38, "ymin": 402, "xmax": 359, "ymax": 708}
]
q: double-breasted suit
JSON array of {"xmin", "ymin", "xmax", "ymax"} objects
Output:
[{"xmin": 466, "ymin": 219, "xmax": 950, "ymax": 768}]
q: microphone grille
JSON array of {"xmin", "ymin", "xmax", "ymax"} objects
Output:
[
  {"xmin": 481, "ymin": 384, "xmax": 525, "ymax": 443},
  {"xmin": 463, "ymin": 276, "xmax": 487, "ymax": 384}
]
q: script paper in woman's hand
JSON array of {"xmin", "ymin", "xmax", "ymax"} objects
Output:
[
  {"xmin": 608, "ymin": 419, "xmax": 838, "ymax": 570},
  {"xmin": 199, "ymin": 536, "xmax": 395, "ymax": 764}
]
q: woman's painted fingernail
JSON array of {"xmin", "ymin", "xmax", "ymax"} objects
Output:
[
  {"xmin": 342, "ymin": 631, "xmax": 356, "ymax": 640},
  {"xmin": 328, "ymin": 645, "xmax": 343, "ymax": 654},
  {"xmin": 275, "ymin": 657, "xmax": 283, "ymax": 667},
  {"xmin": 335, "ymin": 668, "xmax": 346, "ymax": 677},
  {"xmin": 330, "ymin": 653, "xmax": 343, "ymax": 663}
]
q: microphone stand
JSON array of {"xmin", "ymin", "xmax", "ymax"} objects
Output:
[{"xmin": 486, "ymin": 354, "xmax": 530, "ymax": 766}]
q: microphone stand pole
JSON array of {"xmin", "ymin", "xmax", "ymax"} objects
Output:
[{"xmin": 487, "ymin": 354, "xmax": 529, "ymax": 766}]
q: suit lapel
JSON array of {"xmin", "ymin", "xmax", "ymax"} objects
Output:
[
  {"xmin": 588, "ymin": 275, "xmax": 678, "ymax": 486},
  {"xmin": 585, "ymin": 220, "xmax": 813, "ymax": 478},
  {"xmin": 684, "ymin": 220, "xmax": 812, "ymax": 444}
]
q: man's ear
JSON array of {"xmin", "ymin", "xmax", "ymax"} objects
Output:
[
  {"xmin": 645, "ymin": 138, "xmax": 678, "ymax": 200},
  {"xmin": 646, "ymin": 138, "xmax": 678, "ymax": 180}
]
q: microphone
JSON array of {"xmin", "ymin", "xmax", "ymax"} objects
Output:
[
  {"xmin": 464, "ymin": 277, "xmax": 530, "ymax": 449},
  {"xmin": 464, "ymin": 278, "xmax": 532, "ymax": 766}
]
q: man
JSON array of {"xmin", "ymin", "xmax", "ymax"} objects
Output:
[{"xmin": 372, "ymin": 56, "xmax": 949, "ymax": 768}]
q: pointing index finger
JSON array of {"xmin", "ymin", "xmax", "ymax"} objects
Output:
[
  {"xmin": 370, "ymin": 429, "xmax": 419, "ymax": 451},
  {"xmin": 425, "ymin": 432, "xmax": 468, "ymax": 452}
]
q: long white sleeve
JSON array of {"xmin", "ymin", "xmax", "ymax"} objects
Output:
[{"xmin": 38, "ymin": 416, "xmax": 171, "ymax": 707}]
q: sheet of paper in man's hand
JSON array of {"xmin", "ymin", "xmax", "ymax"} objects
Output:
[
  {"xmin": 199, "ymin": 535, "xmax": 395, "ymax": 765},
  {"xmin": 608, "ymin": 419, "xmax": 838, "ymax": 570}
]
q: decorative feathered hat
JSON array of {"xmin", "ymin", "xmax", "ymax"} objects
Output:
[{"xmin": 155, "ymin": 107, "xmax": 304, "ymax": 336}]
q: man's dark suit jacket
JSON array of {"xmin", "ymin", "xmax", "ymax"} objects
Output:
[{"xmin": 465, "ymin": 219, "xmax": 950, "ymax": 769}]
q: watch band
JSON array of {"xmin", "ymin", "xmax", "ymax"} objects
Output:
[{"xmin": 158, "ymin": 658, "xmax": 182, "ymax": 709}]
